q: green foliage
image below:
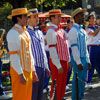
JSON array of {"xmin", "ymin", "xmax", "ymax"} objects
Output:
[
  {"xmin": 43, "ymin": 0, "xmax": 77, "ymax": 9},
  {"xmin": 0, "ymin": 3, "xmax": 12, "ymax": 31}
]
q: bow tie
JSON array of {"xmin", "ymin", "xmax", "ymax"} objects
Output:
[{"xmin": 33, "ymin": 26, "xmax": 39, "ymax": 31}]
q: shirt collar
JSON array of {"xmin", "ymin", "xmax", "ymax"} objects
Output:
[
  {"xmin": 74, "ymin": 23, "xmax": 83, "ymax": 28},
  {"xmin": 15, "ymin": 24, "xmax": 23, "ymax": 31},
  {"xmin": 28, "ymin": 25, "xmax": 34, "ymax": 30},
  {"xmin": 28, "ymin": 25, "xmax": 39, "ymax": 31},
  {"xmin": 50, "ymin": 23, "xmax": 58, "ymax": 29},
  {"xmin": 74, "ymin": 23, "xmax": 80, "ymax": 27}
]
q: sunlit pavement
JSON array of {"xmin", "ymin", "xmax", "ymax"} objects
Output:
[{"xmin": 3, "ymin": 78, "xmax": 100, "ymax": 100}]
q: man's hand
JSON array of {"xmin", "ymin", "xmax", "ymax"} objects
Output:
[
  {"xmin": 87, "ymin": 63, "xmax": 91, "ymax": 70},
  {"xmin": 19, "ymin": 74, "xmax": 26, "ymax": 84},
  {"xmin": 77, "ymin": 64, "xmax": 83, "ymax": 71},
  {"xmin": 32, "ymin": 71, "xmax": 39, "ymax": 82},
  {"xmin": 58, "ymin": 67, "xmax": 63, "ymax": 74},
  {"xmin": 46, "ymin": 69, "xmax": 50, "ymax": 77}
]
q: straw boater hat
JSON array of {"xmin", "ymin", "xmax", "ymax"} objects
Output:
[
  {"xmin": 46, "ymin": 9, "xmax": 64, "ymax": 17},
  {"xmin": 7, "ymin": 8, "xmax": 28, "ymax": 19},
  {"xmin": 28, "ymin": 8, "xmax": 41, "ymax": 16},
  {"xmin": 88, "ymin": 11, "xmax": 96, "ymax": 18},
  {"xmin": 71, "ymin": 7, "xmax": 87, "ymax": 18}
]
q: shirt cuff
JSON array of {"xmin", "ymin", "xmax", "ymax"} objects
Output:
[{"xmin": 75, "ymin": 58, "xmax": 82, "ymax": 65}]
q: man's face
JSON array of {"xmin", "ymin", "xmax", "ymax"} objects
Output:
[
  {"xmin": 77, "ymin": 12, "xmax": 85, "ymax": 24},
  {"xmin": 89, "ymin": 15, "xmax": 96, "ymax": 23},
  {"xmin": 54, "ymin": 15, "xmax": 61, "ymax": 25},
  {"xmin": 28, "ymin": 14, "xmax": 39, "ymax": 27},
  {"xmin": 19, "ymin": 14, "xmax": 28, "ymax": 26}
]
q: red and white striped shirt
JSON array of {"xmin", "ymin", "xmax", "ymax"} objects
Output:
[{"xmin": 49, "ymin": 26, "xmax": 70, "ymax": 61}]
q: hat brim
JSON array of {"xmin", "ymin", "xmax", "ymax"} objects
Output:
[
  {"xmin": 27, "ymin": 12, "xmax": 42, "ymax": 17},
  {"xmin": 46, "ymin": 13, "xmax": 64, "ymax": 17},
  {"xmin": 7, "ymin": 12, "xmax": 28, "ymax": 19},
  {"xmin": 71, "ymin": 9, "xmax": 87, "ymax": 18}
]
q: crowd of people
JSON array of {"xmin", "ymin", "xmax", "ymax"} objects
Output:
[{"xmin": 0, "ymin": 6, "xmax": 100, "ymax": 100}]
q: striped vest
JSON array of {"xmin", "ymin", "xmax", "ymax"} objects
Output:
[
  {"xmin": 27, "ymin": 28, "xmax": 45, "ymax": 68},
  {"xmin": 49, "ymin": 26, "xmax": 70, "ymax": 61},
  {"xmin": 9, "ymin": 26, "xmax": 32, "ymax": 72}
]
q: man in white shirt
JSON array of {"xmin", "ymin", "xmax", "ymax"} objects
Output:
[
  {"xmin": 46, "ymin": 9, "xmax": 71, "ymax": 100},
  {"xmin": 7, "ymin": 8, "xmax": 38, "ymax": 100},
  {"xmin": 27, "ymin": 8, "xmax": 50, "ymax": 100},
  {"xmin": 68, "ymin": 8, "xmax": 91, "ymax": 100}
]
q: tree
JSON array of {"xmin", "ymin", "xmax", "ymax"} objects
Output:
[
  {"xmin": 0, "ymin": 0, "xmax": 77, "ymax": 9},
  {"xmin": 0, "ymin": 0, "xmax": 36, "ymax": 8}
]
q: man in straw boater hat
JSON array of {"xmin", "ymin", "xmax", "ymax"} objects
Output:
[
  {"xmin": 68, "ymin": 7, "xmax": 91, "ymax": 100},
  {"xmin": 7, "ymin": 8, "xmax": 38, "ymax": 100},
  {"xmin": 46, "ymin": 9, "xmax": 71, "ymax": 100},
  {"xmin": 27, "ymin": 8, "xmax": 50, "ymax": 100},
  {"xmin": 85, "ymin": 12, "xmax": 100, "ymax": 89}
]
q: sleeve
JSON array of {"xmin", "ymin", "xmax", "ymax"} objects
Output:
[
  {"xmin": 7, "ymin": 30, "xmax": 23, "ymax": 75},
  {"xmin": 85, "ymin": 27, "xmax": 94, "ymax": 35},
  {"xmin": 46, "ymin": 29, "xmax": 62, "ymax": 69},
  {"xmin": 68, "ymin": 28, "xmax": 82, "ymax": 65}
]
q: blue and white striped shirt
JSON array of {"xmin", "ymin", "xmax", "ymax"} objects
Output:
[
  {"xmin": 27, "ymin": 26, "xmax": 48, "ymax": 69},
  {"xmin": 68, "ymin": 23, "xmax": 90, "ymax": 64}
]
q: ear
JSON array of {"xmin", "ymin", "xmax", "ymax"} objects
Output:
[{"xmin": 17, "ymin": 17, "xmax": 21, "ymax": 22}]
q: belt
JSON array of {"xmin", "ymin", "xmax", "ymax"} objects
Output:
[{"xmin": 88, "ymin": 44, "xmax": 100, "ymax": 46}]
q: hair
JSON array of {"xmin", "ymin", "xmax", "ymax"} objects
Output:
[
  {"xmin": 87, "ymin": 15, "xmax": 94, "ymax": 21},
  {"xmin": 12, "ymin": 15, "xmax": 22, "ymax": 24},
  {"xmin": 49, "ymin": 15, "xmax": 55, "ymax": 21},
  {"xmin": 67, "ymin": 19, "xmax": 71, "ymax": 23}
]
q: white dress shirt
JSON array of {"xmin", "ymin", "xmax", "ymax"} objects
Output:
[
  {"xmin": 86, "ymin": 28, "xmax": 100, "ymax": 45},
  {"xmin": 68, "ymin": 23, "xmax": 90, "ymax": 65},
  {"xmin": 7, "ymin": 24, "xmax": 35, "ymax": 75},
  {"xmin": 46, "ymin": 23, "xmax": 62, "ymax": 69}
]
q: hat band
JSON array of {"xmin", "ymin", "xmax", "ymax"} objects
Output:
[
  {"xmin": 12, "ymin": 9, "xmax": 27, "ymax": 15},
  {"xmin": 72, "ymin": 9, "xmax": 81, "ymax": 16},
  {"xmin": 49, "ymin": 11, "xmax": 61, "ymax": 15},
  {"xmin": 30, "ymin": 10, "xmax": 38, "ymax": 14}
]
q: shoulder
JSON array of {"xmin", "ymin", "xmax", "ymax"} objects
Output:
[
  {"xmin": 7, "ymin": 29, "xmax": 19, "ymax": 38},
  {"xmin": 47, "ymin": 28, "xmax": 56, "ymax": 34},
  {"xmin": 69, "ymin": 26, "xmax": 77, "ymax": 33},
  {"xmin": 7, "ymin": 29, "xmax": 20, "ymax": 42}
]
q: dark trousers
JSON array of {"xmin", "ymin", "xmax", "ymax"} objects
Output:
[
  {"xmin": 87, "ymin": 45, "xmax": 100, "ymax": 83},
  {"xmin": 32, "ymin": 66, "xmax": 45, "ymax": 100}
]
